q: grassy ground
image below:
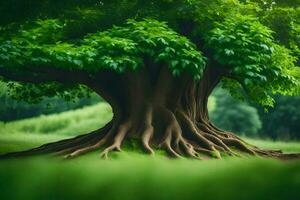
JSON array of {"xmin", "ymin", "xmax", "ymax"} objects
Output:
[{"xmin": 1, "ymin": 102, "xmax": 300, "ymax": 200}]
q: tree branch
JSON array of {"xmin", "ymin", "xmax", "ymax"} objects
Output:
[{"xmin": 0, "ymin": 65, "xmax": 91, "ymax": 84}]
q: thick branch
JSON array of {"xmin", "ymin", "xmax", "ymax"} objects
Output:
[{"xmin": 0, "ymin": 65, "xmax": 92, "ymax": 84}]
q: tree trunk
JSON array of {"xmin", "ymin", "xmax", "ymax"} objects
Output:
[{"xmin": 1, "ymin": 66, "xmax": 299, "ymax": 160}]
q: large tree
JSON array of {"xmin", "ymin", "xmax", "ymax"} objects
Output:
[{"xmin": 0, "ymin": 0, "xmax": 300, "ymax": 159}]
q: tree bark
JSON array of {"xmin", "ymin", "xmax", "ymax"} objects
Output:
[{"xmin": 1, "ymin": 66, "xmax": 300, "ymax": 160}]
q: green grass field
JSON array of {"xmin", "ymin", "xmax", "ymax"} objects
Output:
[{"xmin": 1, "ymin": 102, "xmax": 300, "ymax": 200}]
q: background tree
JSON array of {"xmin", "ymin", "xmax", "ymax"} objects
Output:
[
  {"xmin": 258, "ymin": 95, "xmax": 300, "ymax": 140},
  {"xmin": 209, "ymin": 88, "xmax": 262, "ymax": 137},
  {"xmin": 0, "ymin": 0, "xmax": 300, "ymax": 159}
]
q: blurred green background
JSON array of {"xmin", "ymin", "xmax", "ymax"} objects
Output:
[{"xmin": 1, "ymin": 83, "xmax": 300, "ymax": 200}]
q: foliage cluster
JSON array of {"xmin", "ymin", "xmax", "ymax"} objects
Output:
[{"xmin": 0, "ymin": 0, "xmax": 299, "ymax": 108}]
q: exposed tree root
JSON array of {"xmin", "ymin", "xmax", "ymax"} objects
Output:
[
  {"xmin": 99, "ymin": 120, "xmax": 131, "ymax": 159},
  {"xmin": 141, "ymin": 124, "xmax": 155, "ymax": 155},
  {"xmin": 1, "ymin": 106, "xmax": 300, "ymax": 161}
]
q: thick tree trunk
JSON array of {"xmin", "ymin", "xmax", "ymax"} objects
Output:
[{"xmin": 1, "ymin": 66, "xmax": 300, "ymax": 160}]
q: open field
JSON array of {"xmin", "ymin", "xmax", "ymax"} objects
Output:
[{"xmin": 1, "ymin": 103, "xmax": 300, "ymax": 200}]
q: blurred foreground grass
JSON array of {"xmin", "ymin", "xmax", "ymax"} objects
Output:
[{"xmin": 1, "ymin": 102, "xmax": 300, "ymax": 200}]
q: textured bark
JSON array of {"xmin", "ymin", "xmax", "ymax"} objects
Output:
[{"xmin": 1, "ymin": 66, "xmax": 300, "ymax": 160}]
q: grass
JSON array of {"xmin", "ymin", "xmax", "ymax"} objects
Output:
[
  {"xmin": 1, "ymin": 102, "xmax": 300, "ymax": 200},
  {"xmin": 0, "ymin": 102, "xmax": 113, "ymax": 137}
]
